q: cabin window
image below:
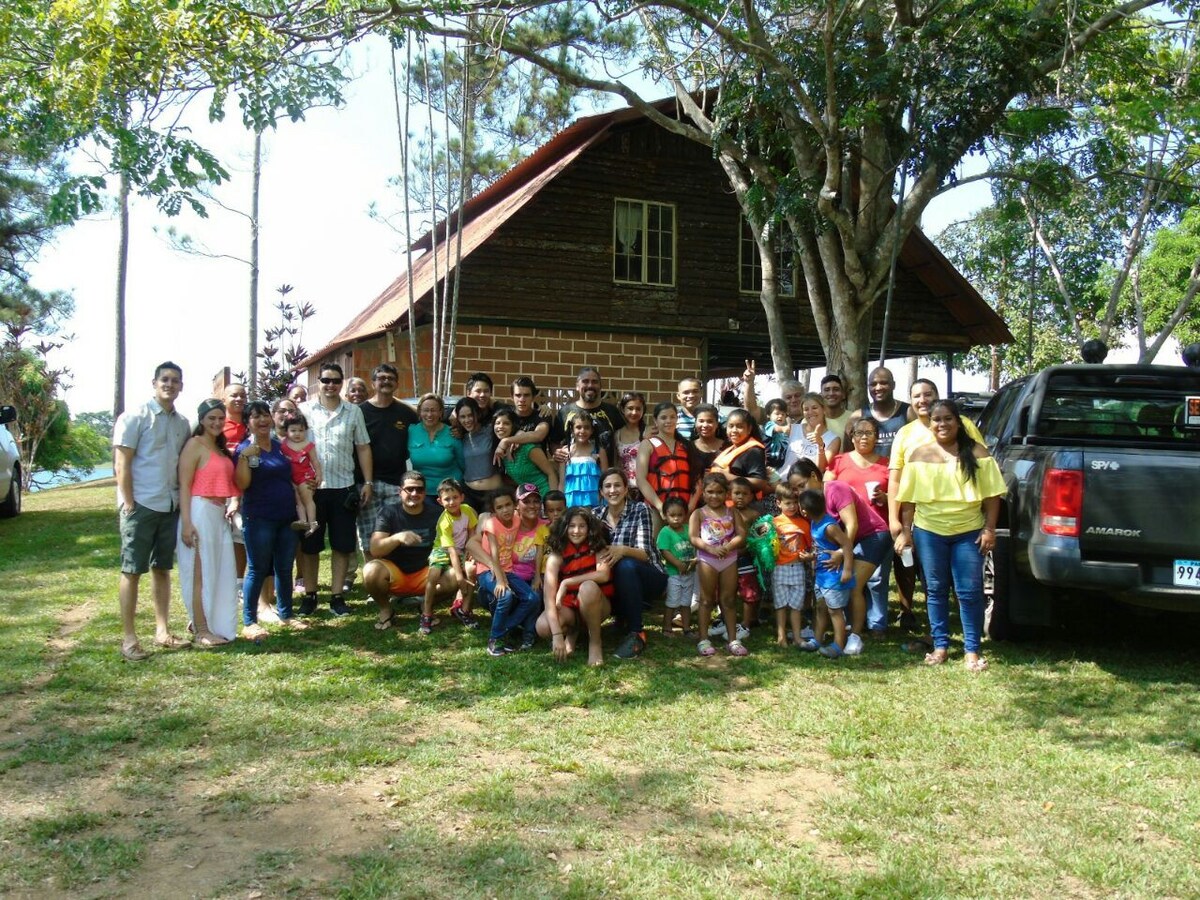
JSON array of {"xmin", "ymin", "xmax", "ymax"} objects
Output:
[
  {"xmin": 613, "ymin": 199, "xmax": 676, "ymax": 286},
  {"xmin": 739, "ymin": 217, "xmax": 796, "ymax": 297}
]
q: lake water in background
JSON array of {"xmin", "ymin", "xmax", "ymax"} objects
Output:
[{"xmin": 32, "ymin": 464, "xmax": 114, "ymax": 491}]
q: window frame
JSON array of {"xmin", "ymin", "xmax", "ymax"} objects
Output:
[
  {"xmin": 612, "ymin": 198, "xmax": 677, "ymax": 288},
  {"xmin": 739, "ymin": 216, "xmax": 797, "ymax": 297}
]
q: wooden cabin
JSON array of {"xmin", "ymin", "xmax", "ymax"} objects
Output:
[{"xmin": 305, "ymin": 102, "xmax": 1011, "ymax": 402}]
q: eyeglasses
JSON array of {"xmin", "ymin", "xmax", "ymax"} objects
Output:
[
  {"xmin": 319, "ymin": 377, "xmax": 343, "ymax": 385},
  {"xmin": 401, "ymin": 486, "xmax": 425, "ymax": 494}
]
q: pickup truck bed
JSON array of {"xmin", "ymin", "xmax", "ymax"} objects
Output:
[{"xmin": 975, "ymin": 365, "xmax": 1200, "ymax": 636}]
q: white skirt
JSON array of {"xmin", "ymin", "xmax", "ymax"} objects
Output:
[{"xmin": 177, "ymin": 498, "xmax": 238, "ymax": 641}]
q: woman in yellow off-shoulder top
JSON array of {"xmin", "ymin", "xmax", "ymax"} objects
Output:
[{"xmin": 895, "ymin": 400, "xmax": 1004, "ymax": 672}]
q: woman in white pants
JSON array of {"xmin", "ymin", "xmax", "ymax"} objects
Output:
[{"xmin": 178, "ymin": 399, "xmax": 241, "ymax": 645}]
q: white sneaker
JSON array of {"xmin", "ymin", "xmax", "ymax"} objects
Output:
[
  {"xmin": 709, "ymin": 621, "xmax": 728, "ymax": 639},
  {"xmin": 844, "ymin": 633, "xmax": 864, "ymax": 656},
  {"xmin": 800, "ymin": 626, "xmax": 815, "ymax": 642},
  {"xmin": 735, "ymin": 624, "xmax": 751, "ymax": 642}
]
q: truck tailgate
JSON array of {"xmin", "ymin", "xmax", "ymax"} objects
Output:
[{"xmin": 1081, "ymin": 449, "xmax": 1200, "ymax": 558}]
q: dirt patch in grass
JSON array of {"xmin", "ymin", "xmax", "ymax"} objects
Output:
[
  {"xmin": 712, "ymin": 764, "xmax": 856, "ymax": 869},
  {"xmin": 117, "ymin": 781, "xmax": 385, "ymax": 898},
  {"xmin": 1, "ymin": 765, "xmax": 399, "ymax": 899},
  {"xmin": 0, "ymin": 600, "xmax": 95, "ymax": 757}
]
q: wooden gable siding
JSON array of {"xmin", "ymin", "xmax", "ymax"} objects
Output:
[{"xmin": 452, "ymin": 119, "xmax": 809, "ymax": 342}]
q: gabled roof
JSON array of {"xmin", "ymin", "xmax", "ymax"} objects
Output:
[
  {"xmin": 306, "ymin": 98, "xmax": 1009, "ymax": 365},
  {"xmin": 305, "ymin": 102, "xmax": 671, "ymax": 364}
]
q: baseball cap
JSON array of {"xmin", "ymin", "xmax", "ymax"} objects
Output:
[{"xmin": 516, "ymin": 483, "xmax": 542, "ymax": 501}]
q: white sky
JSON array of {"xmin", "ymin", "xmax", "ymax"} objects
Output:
[{"xmin": 31, "ymin": 37, "xmax": 1158, "ymax": 422}]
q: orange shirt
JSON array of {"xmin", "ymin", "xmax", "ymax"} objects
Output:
[{"xmin": 773, "ymin": 513, "xmax": 812, "ymax": 566}]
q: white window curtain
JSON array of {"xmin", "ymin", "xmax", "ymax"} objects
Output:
[{"xmin": 615, "ymin": 203, "xmax": 641, "ymax": 253}]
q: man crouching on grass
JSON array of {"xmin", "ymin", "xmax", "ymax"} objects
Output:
[{"xmin": 364, "ymin": 471, "xmax": 460, "ymax": 632}]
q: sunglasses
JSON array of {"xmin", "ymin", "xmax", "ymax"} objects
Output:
[{"xmin": 319, "ymin": 377, "xmax": 343, "ymax": 385}]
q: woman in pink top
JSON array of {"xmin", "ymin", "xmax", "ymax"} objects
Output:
[
  {"xmin": 791, "ymin": 457, "xmax": 890, "ymax": 651},
  {"xmin": 178, "ymin": 399, "xmax": 242, "ymax": 646},
  {"xmin": 825, "ymin": 416, "xmax": 907, "ymax": 635}
]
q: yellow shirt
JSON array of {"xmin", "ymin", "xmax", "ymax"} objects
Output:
[
  {"xmin": 895, "ymin": 451, "xmax": 1005, "ymax": 536},
  {"xmin": 889, "ymin": 416, "xmax": 984, "ymax": 474}
]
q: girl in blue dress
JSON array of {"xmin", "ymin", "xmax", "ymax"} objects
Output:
[{"xmin": 560, "ymin": 413, "xmax": 608, "ymax": 508}]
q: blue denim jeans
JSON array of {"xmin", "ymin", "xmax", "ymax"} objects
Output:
[
  {"xmin": 912, "ymin": 526, "xmax": 985, "ymax": 653},
  {"xmin": 866, "ymin": 549, "xmax": 892, "ymax": 632},
  {"xmin": 610, "ymin": 557, "xmax": 667, "ymax": 633},
  {"xmin": 242, "ymin": 515, "xmax": 299, "ymax": 624},
  {"xmin": 476, "ymin": 570, "xmax": 541, "ymax": 641}
]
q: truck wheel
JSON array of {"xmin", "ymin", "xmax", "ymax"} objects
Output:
[
  {"xmin": 0, "ymin": 467, "xmax": 20, "ymax": 518},
  {"xmin": 985, "ymin": 532, "xmax": 1026, "ymax": 641}
]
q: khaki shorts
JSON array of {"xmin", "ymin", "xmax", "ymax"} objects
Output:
[{"xmin": 120, "ymin": 504, "xmax": 180, "ymax": 574}]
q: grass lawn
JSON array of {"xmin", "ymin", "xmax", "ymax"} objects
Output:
[{"xmin": 1, "ymin": 483, "xmax": 1198, "ymax": 898}]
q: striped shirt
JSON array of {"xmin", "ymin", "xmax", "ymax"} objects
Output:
[{"xmin": 302, "ymin": 399, "xmax": 369, "ymax": 489}]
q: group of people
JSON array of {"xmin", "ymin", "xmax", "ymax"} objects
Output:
[{"xmin": 113, "ymin": 358, "xmax": 1004, "ymax": 672}]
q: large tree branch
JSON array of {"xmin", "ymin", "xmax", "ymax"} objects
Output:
[
  {"xmin": 1099, "ymin": 141, "xmax": 1162, "ymax": 343},
  {"xmin": 1019, "ymin": 196, "xmax": 1084, "ymax": 345},
  {"xmin": 1035, "ymin": 0, "xmax": 1161, "ymax": 77}
]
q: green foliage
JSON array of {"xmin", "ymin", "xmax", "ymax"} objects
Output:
[
  {"xmin": 0, "ymin": 141, "xmax": 72, "ymax": 324},
  {"xmin": 1129, "ymin": 207, "xmax": 1200, "ymax": 347},
  {"xmin": 32, "ymin": 414, "xmax": 110, "ymax": 480},
  {"xmin": 0, "ymin": 291, "xmax": 91, "ymax": 487},
  {"xmin": 75, "ymin": 410, "xmax": 114, "ymax": 442},
  {"xmin": 0, "ymin": 0, "xmax": 346, "ymax": 221},
  {"xmin": 971, "ymin": 10, "xmax": 1200, "ymax": 356},
  {"xmin": 939, "ymin": 207, "xmax": 1092, "ymax": 384},
  {"xmin": 254, "ymin": 283, "xmax": 316, "ymax": 401}
]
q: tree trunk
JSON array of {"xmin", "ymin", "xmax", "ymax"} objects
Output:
[
  {"xmin": 249, "ymin": 130, "xmax": 262, "ymax": 394},
  {"xmin": 113, "ymin": 173, "xmax": 130, "ymax": 417},
  {"xmin": 819, "ymin": 298, "xmax": 871, "ymax": 412},
  {"xmin": 754, "ymin": 226, "xmax": 793, "ymax": 376}
]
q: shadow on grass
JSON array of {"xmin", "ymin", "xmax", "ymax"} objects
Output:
[
  {"xmin": 980, "ymin": 633, "xmax": 1200, "ymax": 754},
  {"xmin": 0, "ymin": 504, "xmax": 121, "ymax": 577}
]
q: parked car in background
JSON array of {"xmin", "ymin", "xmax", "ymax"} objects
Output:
[{"xmin": 0, "ymin": 405, "xmax": 20, "ymax": 518}]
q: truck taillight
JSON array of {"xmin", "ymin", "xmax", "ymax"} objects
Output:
[{"xmin": 1040, "ymin": 468, "xmax": 1082, "ymax": 537}]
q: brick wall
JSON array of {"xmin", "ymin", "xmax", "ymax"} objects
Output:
[{"xmin": 324, "ymin": 324, "xmax": 704, "ymax": 407}]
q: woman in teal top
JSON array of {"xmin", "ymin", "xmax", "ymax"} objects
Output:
[
  {"xmin": 408, "ymin": 393, "xmax": 464, "ymax": 485},
  {"xmin": 494, "ymin": 408, "xmax": 557, "ymax": 496}
]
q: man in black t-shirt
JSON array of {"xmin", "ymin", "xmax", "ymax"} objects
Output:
[
  {"xmin": 363, "ymin": 471, "xmax": 459, "ymax": 630},
  {"xmin": 494, "ymin": 376, "xmax": 554, "ymax": 461},
  {"xmin": 553, "ymin": 366, "xmax": 625, "ymax": 460},
  {"xmin": 356, "ymin": 364, "xmax": 420, "ymax": 558}
]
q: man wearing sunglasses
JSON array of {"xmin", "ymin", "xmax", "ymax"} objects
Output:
[
  {"xmin": 298, "ymin": 363, "xmax": 373, "ymax": 617},
  {"xmin": 363, "ymin": 470, "xmax": 457, "ymax": 631}
]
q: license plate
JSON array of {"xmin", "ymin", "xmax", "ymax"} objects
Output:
[{"xmin": 1174, "ymin": 560, "xmax": 1200, "ymax": 587}]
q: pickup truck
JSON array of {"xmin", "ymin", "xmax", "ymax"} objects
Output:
[{"xmin": 975, "ymin": 364, "xmax": 1200, "ymax": 638}]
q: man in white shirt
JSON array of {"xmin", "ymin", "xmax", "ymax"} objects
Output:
[{"xmin": 298, "ymin": 363, "xmax": 373, "ymax": 617}]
